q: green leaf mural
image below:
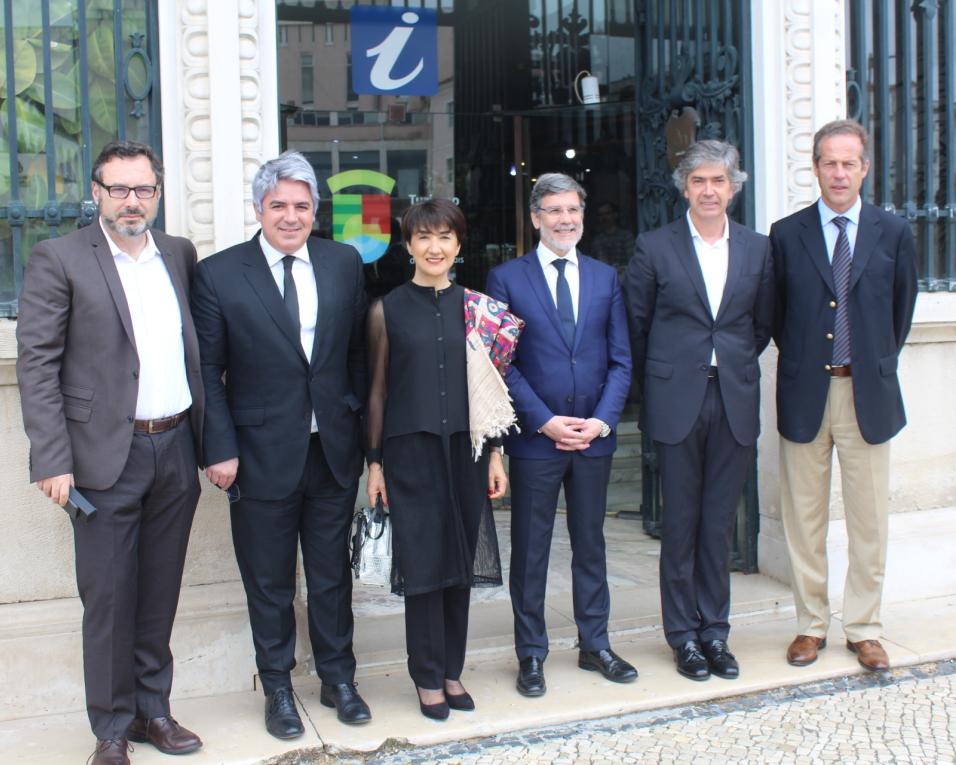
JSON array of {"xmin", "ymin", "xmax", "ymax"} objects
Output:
[{"xmin": 0, "ymin": 39, "xmax": 39, "ymax": 97}]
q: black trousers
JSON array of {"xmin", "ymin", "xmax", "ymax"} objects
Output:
[
  {"xmin": 509, "ymin": 452, "xmax": 613, "ymax": 660},
  {"xmin": 230, "ymin": 435, "xmax": 358, "ymax": 694},
  {"xmin": 404, "ymin": 586, "xmax": 471, "ymax": 689},
  {"xmin": 656, "ymin": 378, "xmax": 752, "ymax": 648},
  {"xmin": 74, "ymin": 419, "xmax": 200, "ymax": 739}
]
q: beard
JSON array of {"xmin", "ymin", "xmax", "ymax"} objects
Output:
[
  {"xmin": 99, "ymin": 206, "xmax": 155, "ymax": 238},
  {"xmin": 539, "ymin": 226, "xmax": 582, "ymax": 255}
]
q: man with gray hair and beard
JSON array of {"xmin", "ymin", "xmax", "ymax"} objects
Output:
[
  {"xmin": 192, "ymin": 151, "xmax": 370, "ymax": 736},
  {"xmin": 623, "ymin": 140, "xmax": 774, "ymax": 682}
]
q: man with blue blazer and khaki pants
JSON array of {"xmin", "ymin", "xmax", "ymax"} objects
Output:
[
  {"xmin": 485, "ymin": 173, "xmax": 636, "ymax": 697},
  {"xmin": 771, "ymin": 120, "xmax": 917, "ymax": 673},
  {"xmin": 624, "ymin": 141, "xmax": 774, "ymax": 682}
]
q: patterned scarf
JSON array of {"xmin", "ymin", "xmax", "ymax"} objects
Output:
[{"xmin": 463, "ymin": 288, "xmax": 525, "ymax": 459}]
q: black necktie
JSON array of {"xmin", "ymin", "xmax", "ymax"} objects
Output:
[
  {"xmin": 552, "ymin": 258, "xmax": 575, "ymax": 346},
  {"xmin": 282, "ymin": 255, "xmax": 300, "ymax": 334},
  {"xmin": 831, "ymin": 217, "xmax": 851, "ymax": 365}
]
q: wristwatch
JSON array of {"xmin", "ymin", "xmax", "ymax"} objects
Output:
[{"xmin": 597, "ymin": 420, "xmax": 611, "ymax": 438}]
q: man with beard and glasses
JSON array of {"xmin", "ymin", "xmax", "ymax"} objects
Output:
[
  {"xmin": 17, "ymin": 141, "xmax": 205, "ymax": 765},
  {"xmin": 485, "ymin": 173, "xmax": 635, "ymax": 698}
]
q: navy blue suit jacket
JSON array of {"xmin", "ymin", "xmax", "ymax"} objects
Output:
[
  {"xmin": 484, "ymin": 251, "xmax": 632, "ymax": 459},
  {"xmin": 624, "ymin": 217, "xmax": 774, "ymax": 447},
  {"xmin": 770, "ymin": 201, "xmax": 917, "ymax": 445}
]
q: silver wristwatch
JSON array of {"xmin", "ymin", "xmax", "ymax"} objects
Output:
[{"xmin": 597, "ymin": 420, "xmax": 611, "ymax": 438}]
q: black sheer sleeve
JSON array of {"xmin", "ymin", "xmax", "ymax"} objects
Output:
[{"xmin": 365, "ymin": 298, "xmax": 388, "ymax": 466}]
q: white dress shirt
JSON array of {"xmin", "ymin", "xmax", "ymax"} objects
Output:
[
  {"xmin": 818, "ymin": 196, "xmax": 861, "ymax": 262},
  {"xmin": 101, "ymin": 219, "xmax": 192, "ymax": 420},
  {"xmin": 259, "ymin": 234, "xmax": 319, "ymax": 432},
  {"xmin": 687, "ymin": 212, "xmax": 730, "ymax": 366},
  {"xmin": 536, "ymin": 242, "xmax": 580, "ymax": 321}
]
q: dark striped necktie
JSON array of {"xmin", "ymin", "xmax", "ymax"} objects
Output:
[
  {"xmin": 282, "ymin": 255, "xmax": 300, "ymax": 335},
  {"xmin": 831, "ymin": 216, "xmax": 851, "ymax": 365}
]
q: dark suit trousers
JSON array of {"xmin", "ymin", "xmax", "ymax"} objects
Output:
[
  {"xmin": 74, "ymin": 419, "xmax": 200, "ymax": 739},
  {"xmin": 656, "ymin": 379, "xmax": 752, "ymax": 647},
  {"xmin": 509, "ymin": 452, "xmax": 613, "ymax": 660},
  {"xmin": 404, "ymin": 586, "xmax": 471, "ymax": 689},
  {"xmin": 230, "ymin": 434, "xmax": 358, "ymax": 694}
]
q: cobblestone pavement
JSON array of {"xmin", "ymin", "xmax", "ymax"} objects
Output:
[{"xmin": 272, "ymin": 660, "xmax": 956, "ymax": 765}]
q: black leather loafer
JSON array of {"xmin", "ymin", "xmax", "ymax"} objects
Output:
[
  {"xmin": 264, "ymin": 687, "xmax": 304, "ymax": 739},
  {"xmin": 674, "ymin": 640, "xmax": 710, "ymax": 681},
  {"xmin": 578, "ymin": 648, "xmax": 638, "ymax": 683},
  {"xmin": 320, "ymin": 682, "xmax": 372, "ymax": 725},
  {"xmin": 516, "ymin": 656, "xmax": 546, "ymax": 697},
  {"xmin": 702, "ymin": 639, "xmax": 739, "ymax": 679}
]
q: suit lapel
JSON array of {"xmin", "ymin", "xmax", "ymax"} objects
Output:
[
  {"xmin": 573, "ymin": 254, "xmax": 593, "ymax": 352},
  {"xmin": 849, "ymin": 203, "xmax": 880, "ymax": 291},
  {"xmin": 522, "ymin": 253, "xmax": 573, "ymax": 351},
  {"xmin": 89, "ymin": 223, "xmax": 137, "ymax": 350},
  {"xmin": 797, "ymin": 205, "xmax": 836, "ymax": 295},
  {"xmin": 308, "ymin": 238, "xmax": 324, "ymax": 366},
  {"xmin": 714, "ymin": 222, "xmax": 744, "ymax": 324},
  {"xmin": 241, "ymin": 240, "xmax": 309, "ymax": 365},
  {"xmin": 670, "ymin": 219, "xmax": 712, "ymax": 319}
]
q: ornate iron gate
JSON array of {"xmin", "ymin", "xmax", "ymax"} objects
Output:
[
  {"xmin": 0, "ymin": 0, "xmax": 161, "ymax": 317},
  {"xmin": 846, "ymin": 0, "xmax": 956, "ymax": 291},
  {"xmin": 633, "ymin": 0, "xmax": 758, "ymax": 572}
]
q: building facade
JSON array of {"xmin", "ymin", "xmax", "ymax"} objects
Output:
[{"xmin": 1, "ymin": 0, "xmax": 954, "ymax": 718}]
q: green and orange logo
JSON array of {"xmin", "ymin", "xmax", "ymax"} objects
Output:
[{"xmin": 328, "ymin": 169, "xmax": 395, "ymax": 264}]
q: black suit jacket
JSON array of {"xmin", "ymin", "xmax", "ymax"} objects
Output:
[
  {"xmin": 17, "ymin": 222, "xmax": 203, "ymax": 489},
  {"xmin": 770, "ymin": 201, "xmax": 917, "ymax": 445},
  {"xmin": 192, "ymin": 234, "xmax": 368, "ymax": 498},
  {"xmin": 623, "ymin": 217, "xmax": 774, "ymax": 447}
]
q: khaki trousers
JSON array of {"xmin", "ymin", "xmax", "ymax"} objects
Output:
[{"xmin": 779, "ymin": 377, "xmax": 890, "ymax": 642}]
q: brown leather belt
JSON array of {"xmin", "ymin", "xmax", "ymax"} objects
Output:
[
  {"xmin": 829, "ymin": 364, "xmax": 852, "ymax": 377},
  {"xmin": 134, "ymin": 409, "xmax": 189, "ymax": 434}
]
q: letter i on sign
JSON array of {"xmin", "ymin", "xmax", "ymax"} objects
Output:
[{"xmin": 350, "ymin": 6, "xmax": 438, "ymax": 97}]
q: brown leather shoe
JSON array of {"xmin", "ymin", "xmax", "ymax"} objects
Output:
[
  {"xmin": 89, "ymin": 738, "xmax": 130, "ymax": 765},
  {"xmin": 846, "ymin": 639, "xmax": 889, "ymax": 672},
  {"xmin": 786, "ymin": 635, "xmax": 827, "ymax": 666},
  {"xmin": 127, "ymin": 716, "xmax": 202, "ymax": 754}
]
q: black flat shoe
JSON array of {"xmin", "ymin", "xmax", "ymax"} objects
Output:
[
  {"xmin": 264, "ymin": 687, "xmax": 304, "ymax": 739},
  {"xmin": 673, "ymin": 640, "xmax": 710, "ymax": 681},
  {"xmin": 320, "ymin": 682, "xmax": 372, "ymax": 725},
  {"xmin": 701, "ymin": 639, "xmax": 739, "ymax": 679},
  {"xmin": 578, "ymin": 648, "xmax": 638, "ymax": 683},
  {"xmin": 516, "ymin": 656, "xmax": 546, "ymax": 697},
  {"xmin": 416, "ymin": 687, "xmax": 449, "ymax": 721}
]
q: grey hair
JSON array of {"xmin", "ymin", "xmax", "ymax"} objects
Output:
[
  {"xmin": 672, "ymin": 140, "xmax": 748, "ymax": 194},
  {"xmin": 530, "ymin": 173, "xmax": 587, "ymax": 212},
  {"xmin": 812, "ymin": 119, "xmax": 870, "ymax": 164},
  {"xmin": 252, "ymin": 151, "xmax": 319, "ymax": 212}
]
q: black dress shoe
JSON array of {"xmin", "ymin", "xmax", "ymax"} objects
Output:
[
  {"xmin": 578, "ymin": 648, "xmax": 638, "ymax": 683},
  {"xmin": 416, "ymin": 687, "xmax": 450, "ymax": 721},
  {"xmin": 445, "ymin": 689, "xmax": 475, "ymax": 711},
  {"xmin": 264, "ymin": 687, "xmax": 304, "ymax": 739},
  {"xmin": 320, "ymin": 682, "xmax": 372, "ymax": 725},
  {"xmin": 673, "ymin": 640, "xmax": 710, "ymax": 681},
  {"xmin": 702, "ymin": 639, "xmax": 739, "ymax": 679},
  {"xmin": 516, "ymin": 656, "xmax": 546, "ymax": 697}
]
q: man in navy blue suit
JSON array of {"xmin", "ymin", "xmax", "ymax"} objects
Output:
[
  {"xmin": 485, "ymin": 173, "xmax": 635, "ymax": 697},
  {"xmin": 771, "ymin": 120, "xmax": 917, "ymax": 673},
  {"xmin": 624, "ymin": 141, "xmax": 774, "ymax": 681}
]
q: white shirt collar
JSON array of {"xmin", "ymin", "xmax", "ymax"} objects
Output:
[
  {"xmin": 818, "ymin": 196, "xmax": 862, "ymax": 227},
  {"xmin": 686, "ymin": 212, "xmax": 730, "ymax": 245},
  {"xmin": 536, "ymin": 241, "xmax": 579, "ymax": 269},
  {"xmin": 99, "ymin": 218, "xmax": 160, "ymax": 263},
  {"xmin": 258, "ymin": 233, "xmax": 311, "ymax": 268}
]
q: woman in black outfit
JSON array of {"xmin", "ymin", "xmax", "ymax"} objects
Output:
[{"xmin": 365, "ymin": 199, "xmax": 508, "ymax": 720}]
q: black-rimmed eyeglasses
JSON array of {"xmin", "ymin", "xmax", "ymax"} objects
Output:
[{"xmin": 97, "ymin": 183, "xmax": 160, "ymax": 199}]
